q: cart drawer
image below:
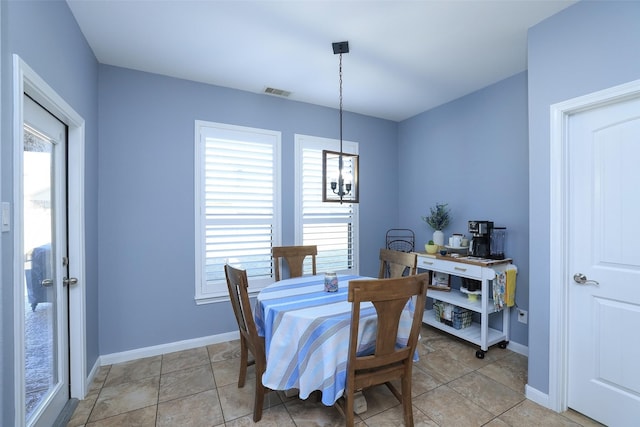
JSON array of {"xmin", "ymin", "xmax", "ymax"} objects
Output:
[{"xmin": 417, "ymin": 256, "xmax": 483, "ymax": 279}]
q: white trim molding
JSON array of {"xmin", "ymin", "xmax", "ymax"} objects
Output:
[
  {"xmin": 505, "ymin": 340, "xmax": 528, "ymax": 358},
  {"xmin": 525, "ymin": 384, "xmax": 550, "ymax": 409},
  {"xmin": 13, "ymin": 55, "xmax": 88, "ymax": 416},
  {"xmin": 548, "ymin": 78, "xmax": 640, "ymax": 413},
  {"xmin": 100, "ymin": 331, "xmax": 239, "ymax": 366}
]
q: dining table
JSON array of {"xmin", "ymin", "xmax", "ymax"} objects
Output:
[{"xmin": 253, "ymin": 273, "xmax": 418, "ymax": 406}]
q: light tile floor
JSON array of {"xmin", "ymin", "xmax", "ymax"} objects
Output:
[{"xmin": 67, "ymin": 326, "xmax": 604, "ymax": 426}]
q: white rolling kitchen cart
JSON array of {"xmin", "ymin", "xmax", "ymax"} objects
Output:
[{"xmin": 416, "ymin": 252, "xmax": 514, "ymax": 358}]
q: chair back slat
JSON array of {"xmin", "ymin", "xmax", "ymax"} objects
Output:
[
  {"xmin": 272, "ymin": 245, "xmax": 317, "ymax": 281},
  {"xmin": 224, "ymin": 265, "xmax": 261, "ymax": 352},
  {"xmin": 378, "ymin": 248, "xmax": 417, "ymax": 278}
]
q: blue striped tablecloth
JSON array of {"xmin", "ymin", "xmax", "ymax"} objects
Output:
[{"xmin": 254, "ymin": 274, "xmax": 416, "ymax": 405}]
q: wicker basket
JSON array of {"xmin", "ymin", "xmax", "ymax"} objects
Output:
[{"xmin": 433, "ymin": 301, "xmax": 473, "ymax": 329}]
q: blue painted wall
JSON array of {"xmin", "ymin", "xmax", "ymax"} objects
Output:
[
  {"xmin": 1, "ymin": 1, "xmax": 99, "ymax": 425},
  {"xmin": 97, "ymin": 65, "xmax": 399, "ymax": 354},
  {"xmin": 3, "ymin": 2, "xmax": 638, "ymax": 423},
  {"xmin": 527, "ymin": 0, "xmax": 640, "ymax": 395},
  {"xmin": 398, "ymin": 72, "xmax": 530, "ymax": 345}
]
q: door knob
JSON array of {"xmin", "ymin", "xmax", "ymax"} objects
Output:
[
  {"xmin": 573, "ymin": 273, "xmax": 599, "ymax": 286},
  {"xmin": 63, "ymin": 277, "xmax": 78, "ymax": 286},
  {"xmin": 41, "ymin": 279, "xmax": 54, "ymax": 287}
]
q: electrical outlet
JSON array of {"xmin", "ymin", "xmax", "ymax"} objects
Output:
[{"xmin": 517, "ymin": 309, "xmax": 528, "ymax": 324}]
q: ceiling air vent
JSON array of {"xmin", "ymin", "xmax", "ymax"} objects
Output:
[{"xmin": 264, "ymin": 87, "xmax": 291, "ymax": 97}]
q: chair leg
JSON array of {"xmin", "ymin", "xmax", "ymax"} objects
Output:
[
  {"xmin": 402, "ymin": 376, "xmax": 414, "ymax": 427},
  {"xmin": 345, "ymin": 392, "xmax": 355, "ymax": 427},
  {"xmin": 238, "ymin": 337, "xmax": 248, "ymax": 387},
  {"xmin": 253, "ymin": 372, "xmax": 265, "ymax": 422}
]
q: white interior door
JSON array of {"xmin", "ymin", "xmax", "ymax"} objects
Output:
[
  {"xmin": 567, "ymin": 92, "xmax": 640, "ymax": 425},
  {"xmin": 21, "ymin": 95, "xmax": 69, "ymax": 426}
]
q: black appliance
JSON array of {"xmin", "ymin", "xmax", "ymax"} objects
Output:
[{"xmin": 468, "ymin": 220, "xmax": 493, "ymax": 258}]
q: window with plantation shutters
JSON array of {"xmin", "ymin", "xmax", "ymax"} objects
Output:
[
  {"xmin": 195, "ymin": 121, "xmax": 281, "ymax": 303},
  {"xmin": 295, "ymin": 134, "xmax": 359, "ymax": 275}
]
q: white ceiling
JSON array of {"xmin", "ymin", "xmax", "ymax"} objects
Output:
[{"xmin": 66, "ymin": 0, "xmax": 576, "ymax": 122}]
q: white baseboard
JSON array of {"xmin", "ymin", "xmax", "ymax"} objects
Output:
[
  {"xmin": 505, "ymin": 340, "xmax": 528, "ymax": 357},
  {"xmin": 525, "ymin": 384, "xmax": 551, "ymax": 409},
  {"xmin": 85, "ymin": 358, "xmax": 101, "ymax": 395},
  {"xmin": 99, "ymin": 331, "xmax": 239, "ymax": 366}
]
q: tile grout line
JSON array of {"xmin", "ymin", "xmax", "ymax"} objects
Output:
[
  {"xmin": 71, "ymin": 338, "xmax": 538, "ymax": 426},
  {"xmin": 155, "ymin": 354, "xmax": 163, "ymax": 426}
]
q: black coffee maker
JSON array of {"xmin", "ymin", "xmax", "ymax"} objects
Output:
[{"xmin": 468, "ymin": 220, "xmax": 493, "ymax": 258}]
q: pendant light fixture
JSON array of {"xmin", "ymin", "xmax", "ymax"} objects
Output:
[{"xmin": 322, "ymin": 41, "xmax": 359, "ymax": 204}]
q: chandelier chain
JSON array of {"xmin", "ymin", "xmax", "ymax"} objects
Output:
[{"xmin": 339, "ymin": 52, "xmax": 343, "ymax": 154}]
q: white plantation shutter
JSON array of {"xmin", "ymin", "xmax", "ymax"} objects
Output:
[
  {"xmin": 195, "ymin": 121, "xmax": 281, "ymax": 302},
  {"xmin": 295, "ymin": 135, "xmax": 359, "ymax": 275}
]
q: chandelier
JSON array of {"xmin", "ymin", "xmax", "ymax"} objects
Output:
[{"xmin": 322, "ymin": 41, "xmax": 359, "ymax": 204}]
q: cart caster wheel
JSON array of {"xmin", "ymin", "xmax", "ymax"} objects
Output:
[
  {"xmin": 476, "ymin": 350, "xmax": 485, "ymax": 359},
  {"xmin": 499, "ymin": 341, "xmax": 509, "ymax": 349}
]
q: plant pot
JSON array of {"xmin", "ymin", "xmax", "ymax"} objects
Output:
[{"xmin": 432, "ymin": 230, "xmax": 444, "ymax": 247}]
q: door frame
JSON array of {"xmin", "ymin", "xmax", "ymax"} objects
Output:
[
  {"xmin": 548, "ymin": 78, "xmax": 640, "ymax": 412},
  {"xmin": 12, "ymin": 55, "xmax": 87, "ymax": 424}
]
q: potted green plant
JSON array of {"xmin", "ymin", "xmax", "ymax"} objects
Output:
[
  {"xmin": 422, "ymin": 203, "xmax": 451, "ymax": 246},
  {"xmin": 425, "ymin": 239, "xmax": 439, "ymax": 254}
]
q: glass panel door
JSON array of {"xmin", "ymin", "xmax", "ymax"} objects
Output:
[{"xmin": 22, "ymin": 94, "xmax": 69, "ymax": 426}]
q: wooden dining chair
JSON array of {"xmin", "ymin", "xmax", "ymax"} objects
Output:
[
  {"xmin": 339, "ymin": 273, "xmax": 429, "ymax": 427},
  {"xmin": 224, "ymin": 264, "xmax": 268, "ymax": 422},
  {"xmin": 272, "ymin": 245, "xmax": 317, "ymax": 281},
  {"xmin": 378, "ymin": 248, "xmax": 418, "ymax": 278}
]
